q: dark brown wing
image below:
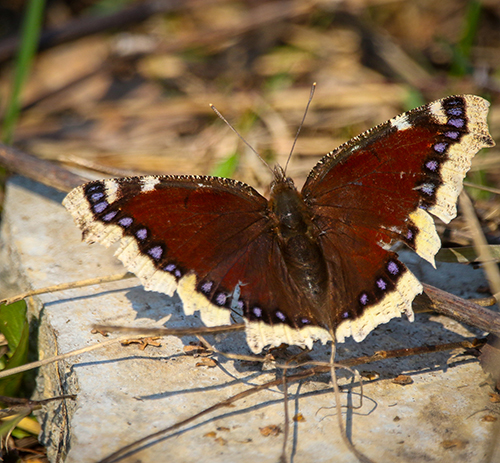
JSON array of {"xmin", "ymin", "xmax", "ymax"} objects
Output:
[
  {"xmin": 64, "ymin": 175, "xmax": 332, "ymax": 352},
  {"xmin": 301, "ymin": 95, "xmax": 494, "ymax": 342}
]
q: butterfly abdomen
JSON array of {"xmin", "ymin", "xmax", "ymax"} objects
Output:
[{"xmin": 269, "ymin": 175, "xmax": 330, "ymax": 314}]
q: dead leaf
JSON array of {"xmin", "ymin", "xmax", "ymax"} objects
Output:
[
  {"xmin": 489, "ymin": 393, "xmax": 500, "ymax": 403},
  {"xmin": 121, "ymin": 337, "xmax": 161, "ymax": 350},
  {"xmin": 196, "ymin": 358, "xmax": 217, "ymax": 368},
  {"xmin": 184, "ymin": 343, "xmax": 212, "ymax": 356},
  {"xmin": 259, "ymin": 425, "xmax": 282, "ymax": 437},
  {"xmin": 91, "ymin": 328, "xmax": 109, "ymax": 336},
  {"xmin": 441, "ymin": 439, "xmax": 468, "ymax": 449},
  {"xmin": 360, "ymin": 371, "xmax": 379, "ymax": 381},
  {"xmin": 392, "ymin": 375, "xmax": 413, "ymax": 385}
]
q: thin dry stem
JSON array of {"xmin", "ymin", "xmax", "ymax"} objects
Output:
[
  {"xmin": 0, "ymin": 335, "xmax": 142, "ymax": 379},
  {"xmin": 280, "ymin": 366, "xmax": 290, "ymax": 463},
  {"xmin": 459, "ymin": 191, "xmax": 500, "ymax": 298},
  {"xmin": 463, "ymin": 181, "xmax": 500, "ymax": 195},
  {"xmin": 1, "ymin": 273, "xmax": 134, "ymax": 305},
  {"xmin": 329, "ymin": 339, "xmax": 375, "ymax": 463}
]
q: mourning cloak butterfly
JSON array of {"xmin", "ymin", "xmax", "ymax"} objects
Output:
[{"xmin": 63, "ymin": 95, "xmax": 494, "ymax": 353}]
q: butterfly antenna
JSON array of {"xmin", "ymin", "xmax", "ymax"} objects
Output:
[
  {"xmin": 210, "ymin": 104, "xmax": 274, "ymax": 176},
  {"xmin": 283, "ymin": 82, "xmax": 316, "ymax": 176}
]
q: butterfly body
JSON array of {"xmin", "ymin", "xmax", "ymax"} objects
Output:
[
  {"xmin": 64, "ymin": 94, "xmax": 494, "ymax": 353},
  {"xmin": 269, "ymin": 167, "xmax": 331, "ymax": 324}
]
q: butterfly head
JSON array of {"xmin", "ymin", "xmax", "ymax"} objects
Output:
[{"xmin": 271, "ymin": 164, "xmax": 294, "ymax": 188}]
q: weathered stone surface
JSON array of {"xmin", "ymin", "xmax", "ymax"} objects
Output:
[{"xmin": 1, "ymin": 176, "xmax": 497, "ymax": 463}]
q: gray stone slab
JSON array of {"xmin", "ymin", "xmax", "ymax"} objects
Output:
[{"xmin": 0, "ymin": 175, "xmax": 498, "ymax": 463}]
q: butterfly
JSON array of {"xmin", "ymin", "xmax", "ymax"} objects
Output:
[{"xmin": 63, "ymin": 94, "xmax": 494, "ymax": 353}]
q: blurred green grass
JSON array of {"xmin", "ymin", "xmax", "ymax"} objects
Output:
[{"xmin": 2, "ymin": 0, "xmax": 45, "ymax": 145}]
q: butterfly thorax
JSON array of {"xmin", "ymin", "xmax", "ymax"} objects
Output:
[{"xmin": 269, "ymin": 172, "xmax": 329, "ymax": 312}]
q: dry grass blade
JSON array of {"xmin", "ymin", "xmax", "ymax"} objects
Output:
[
  {"xmin": 328, "ymin": 340, "xmax": 375, "ymax": 463},
  {"xmin": 0, "ymin": 324, "xmax": 246, "ymax": 380},
  {"xmin": 1, "ymin": 273, "xmax": 134, "ymax": 305},
  {"xmin": 463, "ymin": 181, "xmax": 500, "ymax": 195},
  {"xmin": 0, "ymin": 335, "xmax": 168, "ymax": 380},
  {"xmin": 435, "ymin": 245, "xmax": 500, "ymax": 264},
  {"xmin": 459, "ymin": 191, "xmax": 500, "ymax": 299},
  {"xmin": 0, "ymin": 395, "xmax": 76, "ymax": 420}
]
